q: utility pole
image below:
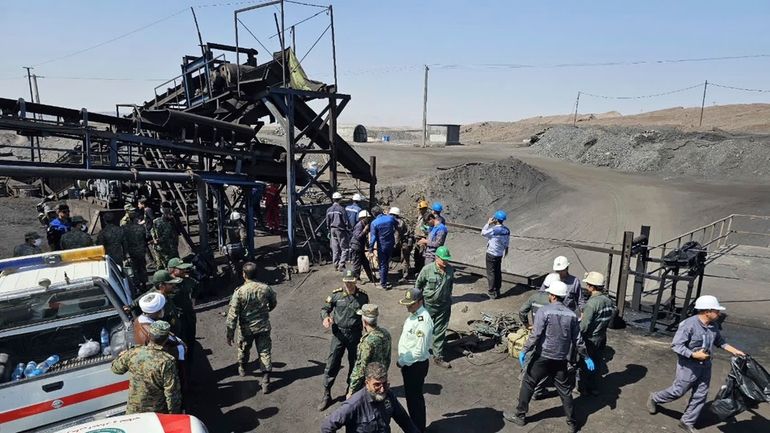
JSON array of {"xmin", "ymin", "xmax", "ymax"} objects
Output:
[
  {"xmin": 699, "ymin": 80, "xmax": 708, "ymax": 127},
  {"xmin": 421, "ymin": 65, "xmax": 429, "ymax": 147},
  {"xmin": 22, "ymin": 67, "xmax": 34, "ymax": 102},
  {"xmin": 573, "ymin": 91, "xmax": 581, "ymax": 126},
  {"xmin": 31, "ymin": 74, "xmax": 42, "ymax": 104}
]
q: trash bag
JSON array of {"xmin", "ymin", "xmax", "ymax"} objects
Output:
[
  {"xmin": 735, "ymin": 355, "xmax": 770, "ymax": 403},
  {"xmin": 78, "ymin": 339, "xmax": 101, "ymax": 359},
  {"xmin": 709, "ymin": 377, "xmax": 747, "ymax": 421}
]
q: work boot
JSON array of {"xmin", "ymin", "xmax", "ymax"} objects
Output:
[
  {"xmin": 502, "ymin": 412, "xmax": 526, "ymax": 426},
  {"xmin": 317, "ymin": 391, "xmax": 332, "ymax": 411},
  {"xmin": 261, "ymin": 372, "xmax": 271, "ymax": 394},
  {"xmin": 647, "ymin": 393, "xmax": 658, "ymax": 414},
  {"xmin": 433, "ymin": 356, "xmax": 451, "ymax": 369},
  {"xmin": 238, "ymin": 364, "xmax": 246, "ymax": 377},
  {"xmin": 678, "ymin": 421, "xmax": 699, "ymax": 433},
  {"xmin": 566, "ymin": 421, "xmax": 578, "ymax": 433},
  {"xmin": 487, "ymin": 291, "xmax": 498, "ymax": 300}
]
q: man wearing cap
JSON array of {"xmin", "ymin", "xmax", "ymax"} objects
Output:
[
  {"xmin": 545, "ymin": 256, "xmax": 586, "ymax": 313},
  {"xmin": 430, "ymin": 202, "xmax": 446, "ymax": 225},
  {"xmin": 418, "ymin": 214, "xmax": 448, "ymax": 265},
  {"xmin": 578, "ymin": 271, "xmax": 615, "ymax": 396},
  {"xmin": 112, "ymin": 320, "xmax": 181, "ymax": 414},
  {"xmin": 648, "ymin": 295, "xmax": 746, "ymax": 433},
  {"xmin": 152, "ymin": 206, "xmax": 179, "ymax": 269},
  {"xmin": 391, "ymin": 207, "xmax": 413, "ymax": 283},
  {"xmin": 46, "ymin": 203, "xmax": 72, "ymax": 251},
  {"xmin": 120, "ymin": 204, "xmax": 136, "ymax": 226},
  {"xmin": 60, "ymin": 216, "xmax": 93, "ymax": 250},
  {"xmin": 412, "ymin": 200, "xmax": 431, "ymax": 274},
  {"xmin": 415, "ymin": 245, "xmax": 455, "ymax": 369},
  {"xmin": 347, "ymin": 304, "xmax": 392, "ymax": 397},
  {"xmin": 168, "ymin": 258, "xmax": 198, "ymax": 358},
  {"xmin": 481, "ymin": 210, "xmax": 510, "ymax": 299},
  {"xmin": 321, "ymin": 362, "xmax": 420, "ymax": 433},
  {"xmin": 318, "ymin": 270, "xmax": 370, "ymax": 411},
  {"xmin": 369, "ymin": 206, "xmax": 398, "ymax": 289},
  {"xmin": 97, "ymin": 212, "xmax": 127, "ymax": 264},
  {"xmin": 505, "ymin": 280, "xmax": 592, "ymax": 432},
  {"xmin": 13, "ymin": 232, "xmax": 43, "ymax": 257},
  {"xmin": 226, "ymin": 262, "xmax": 277, "ymax": 391},
  {"xmin": 398, "ymin": 287, "xmax": 434, "ymax": 432},
  {"xmin": 327, "ymin": 192, "xmax": 351, "ymax": 271},
  {"xmin": 350, "ymin": 210, "xmax": 376, "ymax": 284},
  {"xmin": 124, "ymin": 211, "xmax": 149, "ymax": 293},
  {"xmin": 346, "ymin": 193, "xmax": 364, "ymax": 229},
  {"xmin": 129, "ymin": 270, "xmax": 181, "ymax": 328}
]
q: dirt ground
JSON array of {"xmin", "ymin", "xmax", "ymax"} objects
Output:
[{"xmin": 0, "ymin": 197, "xmax": 47, "ymax": 258}]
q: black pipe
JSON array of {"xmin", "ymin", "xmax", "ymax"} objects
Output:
[{"xmin": 140, "ymin": 110, "xmax": 256, "ymax": 143}]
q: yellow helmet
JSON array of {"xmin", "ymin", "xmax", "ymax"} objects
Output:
[{"xmin": 418, "ymin": 200, "xmax": 429, "ymax": 209}]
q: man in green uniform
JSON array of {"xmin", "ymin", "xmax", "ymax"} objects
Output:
[
  {"xmin": 226, "ymin": 262, "xmax": 277, "ymax": 392},
  {"xmin": 347, "ymin": 304, "xmax": 391, "ymax": 397},
  {"xmin": 152, "ymin": 206, "xmax": 179, "ymax": 269},
  {"xmin": 124, "ymin": 209, "xmax": 149, "ymax": 294},
  {"xmin": 97, "ymin": 212, "xmax": 127, "ymax": 264},
  {"xmin": 60, "ymin": 216, "xmax": 93, "ymax": 250},
  {"xmin": 578, "ymin": 271, "xmax": 616, "ymax": 395},
  {"xmin": 120, "ymin": 204, "xmax": 136, "ymax": 226},
  {"xmin": 111, "ymin": 320, "xmax": 181, "ymax": 414},
  {"xmin": 415, "ymin": 245, "xmax": 454, "ymax": 369},
  {"xmin": 318, "ymin": 270, "xmax": 370, "ymax": 411},
  {"xmin": 168, "ymin": 258, "xmax": 198, "ymax": 358},
  {"xmin": 13, "ymin": 232, "xmax": 43, "ymax": 257},
  {"xmin": 129, "ymin": 271, "xmax": 181, "ymax": 329}
]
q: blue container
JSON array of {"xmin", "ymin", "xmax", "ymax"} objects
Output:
[{"xmin": 382, "ymin": 135, "xmax": 391, "ymax": 142}]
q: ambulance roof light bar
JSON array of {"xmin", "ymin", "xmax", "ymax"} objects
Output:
[{"xmin": 0, "ymin": 246, "xmax": 106, "ymax": 274}]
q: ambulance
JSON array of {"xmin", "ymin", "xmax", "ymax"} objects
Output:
[
  {"xmin": 53, "ymin": 413, "xmax": 209, "ymax": 433},
  {"xmin": 0, "ymin": 246, "xmax": 135, "ymax": 433}
]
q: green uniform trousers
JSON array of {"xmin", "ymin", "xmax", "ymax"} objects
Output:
[{"xmin": 238, "ymin": 330, "xmax": 272, "ymax": 372}]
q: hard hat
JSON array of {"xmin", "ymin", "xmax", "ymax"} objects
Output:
[
  {"xmin": 389, "ymin": 207, "xmax": 401, "ymax": 216},
  {"xmin": 353, "ymin": 193, "xmax": 363, "ymax": 201},
  {"xmin": 431, "ymin": 202, "xmax": 443, "ymax": 212},
  {"xmin": 543, "ymin": 272, "xmax": 560, "ymax": 288},
  {"xmin": 358, "ymin": 210, "xmax": 370, "ymax": 219},
  {"xmin": 418, "ymin": 200, "xmax": 429, "ymax": 209},
  {"xmin": 546, "ymin": 280, "xmax": 568, "ymax": 297},
  {"xmin": 230, "ymin": 211, "xmax": 242, "ymax": 220},
  {"xmin": 694, "ymin": 295, "xmax": 725, "ymax": 311},
  {"xmin": 435, "ymin": 246, "xmax": 452, "ymax": 261},
  {"xmin": 583, "ymin": 271, "xmax": 605, "ymax": 287},
  {"xmin": 332, "ymin": 192, "xmax": 343, "ymax": 200},
  {"xmin": 553, "ymin": 256, "xmax": 570, "ymax": 271},
  {"xmin": 494, "ymin": 210, "xmax": 507, "ymax": 221}
]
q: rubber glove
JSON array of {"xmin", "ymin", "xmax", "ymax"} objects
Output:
[
  {"xmin": 518, "ymin": 351, "xmax": 526, "ymax": 368},
  {"xmin": 584, "ymin": 357, "xmax": 595, "ymax": 371}
]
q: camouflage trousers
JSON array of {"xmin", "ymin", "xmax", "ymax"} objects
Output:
[
  {"xmin": 238, "ymin": 330, "xmax": 272, "ymax": 372},
  {"xmin": 155, "ymin": 246, "xmax": 178, "ymax": 270}
]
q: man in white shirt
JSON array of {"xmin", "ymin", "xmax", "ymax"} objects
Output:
[{"xmin": 397, "ymin": 287, "xmax": 434, "ymax": 433}]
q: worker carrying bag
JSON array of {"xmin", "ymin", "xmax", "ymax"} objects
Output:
[{"xmin": 709, "ymin": 355, "xmax": 770, "ymax": 421}]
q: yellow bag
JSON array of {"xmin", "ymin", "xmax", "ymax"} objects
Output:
[{"xmin": 507, "ymin": 328, "xmax": 530, "ymax": 358}]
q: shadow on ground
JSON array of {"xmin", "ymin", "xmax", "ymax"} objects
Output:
[{"xmin": 428, "ymin": 407, "xmax": 506, "ymax": 432}]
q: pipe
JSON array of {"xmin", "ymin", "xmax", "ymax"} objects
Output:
[{"xmin": 140, "ymin": 109, "xmax": 256, "ymax": 142}]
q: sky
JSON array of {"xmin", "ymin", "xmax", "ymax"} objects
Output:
[{"xmin": 1, "ymin": 1, "xmax": 769, "ymax": 126}]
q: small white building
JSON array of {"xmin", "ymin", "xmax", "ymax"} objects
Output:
[{"xmin": 428, "ymin": 124, "xmax": 461, "ymax": 146}]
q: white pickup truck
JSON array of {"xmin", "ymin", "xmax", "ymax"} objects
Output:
[{"xmin": 0, "ymin": 246, "xmax": 135, "ymax": 433}]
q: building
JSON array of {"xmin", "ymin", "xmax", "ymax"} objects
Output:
[{"xmin": 428, "ymin": 124, "xmax": 461, "ymax": 146}]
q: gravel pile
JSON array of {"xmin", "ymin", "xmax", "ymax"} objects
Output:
[{"xmin": 531, "ymin": 125, "xmax": 770, "ymax": 180}]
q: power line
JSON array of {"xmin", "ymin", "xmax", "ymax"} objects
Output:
[
  {"xmin": 285, "ymin": 0, "xmax": 328, "ymax": 9},
  {"xmin": 268, "ymin": 8, "xmax": 327, "ymax": 39},
  {"xmin": 709, "ymin": 82, "xmax": 770, "ymax": 93},
  {"xmin": 44, "ymin": 76, "xmax": 167, "ymax": 82},
  {"xmin": 580, "ymin": 83, "xmax": 704, "ymax": 100}
]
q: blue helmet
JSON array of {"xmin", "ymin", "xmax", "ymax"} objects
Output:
[
  {"xmin": 494, "ymin": 210, "xmax": 507, "ymax": 221},
  {"xmin": 431, "ymin": 202, "xmax": 443, "ymax": 212}
]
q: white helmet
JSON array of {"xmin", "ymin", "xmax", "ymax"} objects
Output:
[
  {"xmin": 694, "ymin": 295, "xmax": 725, "ymax": 311},
  {"xmin": 332, "ymin": 192, "xmax": 343, "ymax": 200},
  {"xmin": 230, "ymin": 211, "xmax": 241, "ymax": 220},
  {"xmin": 545, "ymin": 280, "xmax": 568, "ymax": 298},
  {"xmin": 582, "ymin": 271, "xmax": 605, "ymax": 287},
  {"xmin": 553, "ymin": 256, "xmax": 570, "ymax": 271},
  {"xmin": 352, "ymin": 193, "xmax": 363, "ymax": 201},
  {"xmin": 389, "ymin": 207, "xmax": 401, "ymax": 216},
  {"xmin": 358, "ymin": 210, "xmax": 370, "ymax": 219},
  {"xmin": 543, "ymin": 272, "xmax": 560, "ymax": 288}
]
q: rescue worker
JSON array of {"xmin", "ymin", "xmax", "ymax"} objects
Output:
[
  {"xmin": 481, "ymin": 210, "xmax": 510, "ymax": 299},
  {"xmin": 350, "ymin": 210, "xmax": 376, "ymax": 284},
  {"xmin": 120, "ymin": 204, "xmax": 135, "ymax": 226},
  {"xmin": 168, "ymin": 258, "xmax": 199, "ymax": 360},
  {"xmin": 648, "ymin": 295, "xmax": 746, "ymax": 433},
  {"xmin": 318, "ymin": 270, "xmax": 370, "ymax": 411},
  {"xmin": 412, "ymin": 200, "xmax": 431, "ymax": 274},
  {"xmin": 578, "ymin": 271, "xmax": 616, "ymax": 396},
  {"xmin": 347, "ymin": 304, "xmax": 391, "ymax": 397},
  {"xmin": 544, "ymin": 256, "xmax": 586, "ymax": 313},
  {"xmin": 398, "ymin": 287, "xmax": 434, "ymax": 433},
  {"xmin": 264, "ymin": 183, "xmax": 281, "ymax": 232},
  {"xmin": 13, "ymin": 231, "xmax": 43, "ymax": 257},
  {"xmin": 124, "ymin": 210, "xmax": 149, "ymax": 293},
  {"xmin": 431, "ymin": 202, "xmax": 446, "ymax": 224},
  {"xmin": 225, "ymin": 211, "xmax": 247, "ymax": 246},
  {"xmin": 391, "ymin": 207, "xmax": 413, "ymax": 283},
  {"xmin": 111, "ymin": 320, "xmax": 181, "ymax": 415},
  {"xmin": 327, "ymin": 191, "xmax": 350, "ymax": 271},
  {"xmin": 505, "ymin": 280, "xmax": 593, "ymax": 433},
  {"xmin": 47, "ymin": 203, "xmax": 71, "ymax": 250},
  {"xmin": 368, "ymin": 206, "xmax": 397, "ymax": 289},
  {"xmin": 321, "ymin": 362, "xmax": 420, "ymax": 433},
  {"xmin": 60, "ymin": 216, "xmax": 93, "ymax": 250},
  {"xmin": 226, "ymin": 262, "xmax": 277, "ymax": 392},
  {"xmin": 415, "ymin": 245, "xmax": 454, "ymax": 369},
  {"xmin": 250, "ymin": 181, "xmax": 265, "ymax": 227},
  {"xmin": 345, "ymin": 193, "xmax": 363, "ymax": 229},
  {"xmin": 418, "ymin": 214, "xmax": 448, "ymax": 264},
  {"xmin": 152, "ymin": 206, "xmax": 179, "ymax": 269},
  {"xmin": 518, "ymin": 272, "xmax": 560, "ymax": 400}
]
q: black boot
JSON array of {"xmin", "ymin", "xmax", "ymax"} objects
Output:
[{"xmin": 317, "ymin": 390, "xmax": 332, "ymax": 411}]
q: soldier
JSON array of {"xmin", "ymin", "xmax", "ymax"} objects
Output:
[
  {"xmin": 415, "ymin": 245, "xmax": 455, "ymax": 369},
  {"xmin": 318, "ymin": 270, "xmax": 370, "ymax": 411},
  {"xmin": 347, "ymin": 304, "xmax": 391, "ymax": 397},
  {"xmin": 578, "ymin": 271, "xmax": 616, "ymax": 396},
  {"xmin": 60, "ymin": 216, "xmax": 93, "ymax": 250},
  {"xmin": 97, "ymin": 212, "xmax": 127, "ymax": 264},
  {"xmin": 391, "ymin": 207, "xmax": 413, "ymax": 283},
  {"xmin": 120, "ymin": 204, "xmax": 134, "ymax": 226},
  {"xmin": 152, "ymin": 206, "xmax": 179, "ymax": 269},
  {"xmin": 168, "ymin": 258, "xmax": 199, "ymax": 359},
  {"xmin": 13, "ymin": 232, "xmax": 43, "ymax": 257},
  {"xmin": 137, "ymin": 198, "xmax": 154, "ymax": 235},
  {"xmin": 47, "ymin": 203, "xmax": 72, "ymax": 250},
  {"xmin": 226, "ymin": 262, "xmax": 277, "ymax": 392},
  {"xmin": 129, "ymin": 270, "xmax": 181, "ymax": 330},
  {"xmin": 124, "ymin": 209, "xmax": 149, "ymax": 293},
  {"xmin": 111, "ymin": 320, "xmax": 181, "ymax": 414},
  {"xmin": 412, "ymin": 200, "xmax": 431, "ymax": 274}
]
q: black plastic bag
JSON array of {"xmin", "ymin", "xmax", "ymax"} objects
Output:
[
  {"xmin": 735, "ymin": 355, "xmax": 770, "ymax": 403},
  {"xmin": 709, "ymin": 376, "xmax": 747, "ymax": 421}
]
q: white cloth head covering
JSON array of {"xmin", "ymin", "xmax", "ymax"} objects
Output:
[{"xmin": 139, "ymin": 292, "xmax": 166, "ymax": 314}]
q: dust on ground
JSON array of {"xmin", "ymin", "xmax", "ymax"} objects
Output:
[{"xmin": 0, "ymin": 197, "xmax": 45, "ymax": 257}]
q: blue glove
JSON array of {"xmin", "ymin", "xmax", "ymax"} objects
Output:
[
  {"xmin": 518, "ymin": 351, "xmax": 526, "ymax": 368},
  {"xmin": 584, "ymin": 357, "xmax": 595, "ymax": 372}
]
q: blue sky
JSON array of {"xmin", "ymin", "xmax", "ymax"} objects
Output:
[{"xmin": 1, "ymin": 1, "xmax": 769, "ymax": 126}]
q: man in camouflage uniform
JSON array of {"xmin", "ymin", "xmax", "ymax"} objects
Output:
[
  {"xmin": 152, "ymin": 207, "xmax": 179, "ymax": 269},
  {"xmin": 391, "ymin": 207, "xmax": 413, "ymax": 283},
  {"xmin": 13, "ymin": 232, "xmax": 43, "ymax": 257},
  {"xmin": 120, "ymin": 204, "xmax": 136, "ymax": 226},
  {"xmin": 347, "ymin": 304, "xmax": 391, "ymax": 397},
  {"xmin": 111, "ymin": 320, "xmax": 181, "ymax": 414},
  {"xmin": 168, "ymin": 257, "xmax": 198, "ymax": 362},
  {"xmin": 60, "ymin": 216, "xmax": 93, "ymax": 250},
  {"xmin": 97, "ymin": 212, "xmax": 127, "ymax": 264},
  {"xmin": 124, "ymin": 209, "xmax": 149, "ymax": 294},
  {"xmin": 129, "ymin": 271, "xmax": 181, "ymax": 331},
  {"xmin": 412, "ymin": 200, "xmax": 431, "ymax": 274},
  {"xmin": 226, "ymin": 262, "xmax": 277, "ymax": 392},
  {"xmin": 318, "ymin": 270, "xmax": 370, "ymax": 411}
]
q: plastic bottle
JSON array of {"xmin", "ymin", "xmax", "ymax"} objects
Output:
[
  {"xmin": 23, "ymin": 361, "xmax": 37, "ymax": 378},
  {"xmin": 100, "ymin": 327, "xmax": 110, "ymax": 349},
  {"xmin": 32, "ymin": 355, "xmax": 61, "ymax": 375},
  {"xmin": 11, "ymin": 363, "xmax": 25, "ymax": 381}
]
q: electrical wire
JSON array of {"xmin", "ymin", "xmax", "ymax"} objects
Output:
[
  {"xmin": 709, "ymin": 82, "xmax": 770, "ymax": 93},
  {"xmin": 43, "ymin": 76, "xmax": 167, "ymax": 82},
  {"xmin": 268, "ymin": 8, "xmax": 327, "ymax": 39},
  {"xmin": 580, "ymin": 83, "xmax": 704, "ymax": 100},
  {"xmin": 285, "ymin": 0, "xmax": 328, "ymax": 9}
]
